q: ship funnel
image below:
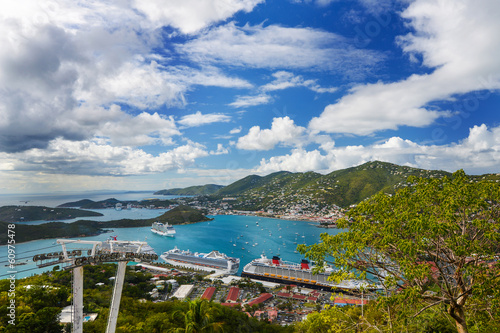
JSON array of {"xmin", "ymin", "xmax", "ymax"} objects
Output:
[
  {"xmin": 301, "ymin": 259, "xmax": 310, "ymax": 270},
  {"xmin": 272, "ymin": 256, "xmax": 280, "ymax": 266}
]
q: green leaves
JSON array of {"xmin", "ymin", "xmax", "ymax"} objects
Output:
[{"xmin": 298, "ymin": 170, "xmax": 500, "ymax": 332}]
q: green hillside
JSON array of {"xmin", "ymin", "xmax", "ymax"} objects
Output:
[
  {"xmin": 0, "ymin": 205, "xmax": 103, "ymax": 222},
  {"xmin": 154, "ymin": 205, "xmax": 212, "ymax": 224},
  {"xmin": 154, "ymin": 184, "xmax": 224, "ymax": 196},
  {"xmin": 209, "ymin": 161, "xmax": 477, "ymax": 210},
  {"xmin": 215, "ymin": 171, "xmax": 292, "ymax": 196},
  {"xmin": 305, "ymin": 161, "xmax": 452, "ymax": 207}
]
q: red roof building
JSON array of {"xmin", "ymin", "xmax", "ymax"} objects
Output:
[
  {"xmin": 201, "ymin": 287, "xmax": 216, "ymax": 300},
  {"xmin": 221, "ymin": 302, "xmax": 241, "ymax": 307},
  {"xmin": 247, "ymin": 293, "xmax": 273, "ymax": 307},
  {"xmin": 277, "ymin": 292, "xmax": 291, "ymax": 298},
  {"xmin": 292, "ymin": 294, "xmax": 307, "ymax": 301},
  {"xmin": 226, "ymin": 287, "xmax": 240, "ymax": 303}
]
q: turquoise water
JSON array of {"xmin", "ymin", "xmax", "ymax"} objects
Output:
[
  {"xmin": 1, "ymin": 215, "xmax": 342, "ymax": 279},
  {"xmin": 15, "ymin": 207, "xmax": 170, "ymax": 225}
]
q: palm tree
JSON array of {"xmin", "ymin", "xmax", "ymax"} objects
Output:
[{"xmin": 170, "ymin": 299, "xmax": 224, "ymax": 333}]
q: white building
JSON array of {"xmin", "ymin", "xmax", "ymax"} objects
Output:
[{"xmin": 172, "ymin": 284, "xmax": 194, "ymax": 300}]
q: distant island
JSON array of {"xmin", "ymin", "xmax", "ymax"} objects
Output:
[
  {"xmin": 0, "ymin": 205, "xmax": 211, "ymax": 245},
  {"xmin": 57, "ymin": 198, "xmax": 175, "ymax": 209},
  {"xmin": 0, "ymin": 205, "xmax": 103, "ymax": 223},
  {"xmin": 154, "ymin": 184, "xmax": 224, "ymax": 196}
]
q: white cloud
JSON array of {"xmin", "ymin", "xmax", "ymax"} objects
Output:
[
  {"xmin": 261, "ymin": 71, "xmax": 337, "ymax": 93},
  {"xmin": 237, "ymin": 117, "xmax": 306, "ymax": 150},
  {"xmin": 81, "ymin": 62, "xmax": 252, "ymax": 110},
  {"xmin": 230, "ymin": 71, "xmax": 336, "ymax": 109},
  {"xmin": 258, "ymin": 149, "xmax": 330, "ymax": 173},
  {"xmin": 178, "ymin": 111, "xmax": 231, "ymax": 128},
  {"xmin": 5, "ymin": 138, "xmax": 209, "ymax": 176},
  {"xmin": 132, "ymin": 0, "xmax": 264, "ymax": 34},
  {"xmin": 178, "ymin": 22, "xmax": 384, "ymax": 75},
  {"xmin": 257, "ymin": 124, "xmax": 500, "ymax": 175},
  {"xmin": 229, "ymin": 126, "xmax": 243, "ymax": 134},
  {"xmin": 0, "ymin": 1, "xmax": 253, "ymax": 153},
  {"xmin": 229, "ymin": 94, "xmax": 272, "ymax": 108},
  {"xmin": 309, "ymin": 0, "xmax": 500, "ymax": 135},
  {"xmin": 210, "ymin": 144, "xmax": 230, "ymax": 155},
  {"xmin": 96, "ymin": 111, "xmax": 180, "ymax": 146}
]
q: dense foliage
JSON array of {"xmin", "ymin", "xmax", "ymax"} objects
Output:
[
  {"xmin": 154, "ymin": 205, "xmax": 212, "ymax": 224},
  {"xmin": 299, "ymin": 170, "xmax": 500, "ymax": 332}
]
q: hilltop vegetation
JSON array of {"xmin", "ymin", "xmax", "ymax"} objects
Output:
[
  {"xmin": 206, "ymin": 161, "xmax": 479, "ymax": 210},
  {"xmin": 0, "ymin": 205, "xmax": 103, "ymax": 223},
  {"xmin": 154, "ymin": 205, "xmax": 212, "ymax": 224},
  {"xmin": 154, "ymin": 184, "xmax": 224, "ymax": 196}
]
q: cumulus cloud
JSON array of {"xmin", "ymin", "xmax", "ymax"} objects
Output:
[
  {"xmin": 96, "ymin": 111, "xmax": 180, "ymax": 146},
  {"xmin": 132, "ymin": 0, "xmax": 264, "ymax": 34},
  {"xmin": 257, "ymin": 124, "xmax": 500, "ymax": 175},
  {"xmin": 210, "ymin": 143, "xmax": 230, "ymax": 155},
  {"xmin": 4, "ymin": 138, "xmax": 209, "ymax": 176},
  {"xmin": 309, "ymin": 0, "xmax": 500, "ymax": 135},
  {"xmin": 178, "ymin": 111, "xmax": 232, "ymax": 128},
  {"xmin": 178, "ymin": 22, "xmax": 385, "ymax": 75},
  {"xmin": 237, "ymin": 117, "xmax": 306, "ymax": 150},
  {"xmin": 0, "ymin": 1, "xmax": 252, "ymax": 153}
]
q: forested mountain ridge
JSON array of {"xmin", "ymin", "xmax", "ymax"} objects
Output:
[
  {"xmin": 206, "ymin": 161, "xmax": 499, "ymax": 209},
  {"xmin": 154, "ymin": 184, "xmax": 224, "ymax": 196}
]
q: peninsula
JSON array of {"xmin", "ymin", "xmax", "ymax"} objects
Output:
[
  {"xmin": 0, "ymin": 205, "xmax": 103, "ymax": 223},
  {"xmin": 0, "ymin": 205, "xmax": 211, "ymax": 245}
]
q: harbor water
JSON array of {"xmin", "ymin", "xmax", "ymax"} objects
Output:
[{"xmin": 0, "ymin": 191, "xmax": 343, "ymax": 278}]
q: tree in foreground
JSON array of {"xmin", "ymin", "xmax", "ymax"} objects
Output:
[
  {"xmin": 299, "ymin": 170, "xmax": 500, "ymax": 333},
  {"xmin": 171, "ymin": 299, "xmax": 224, "ymax": 333}
]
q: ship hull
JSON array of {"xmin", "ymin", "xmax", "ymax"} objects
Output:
[
  {"xmin": 151, "ymin": 228, "xmax": 175, "ymax": 237},
  {"xmin": 160, "ymin": 249, "xmax": 239, "ymax": 275},
  {"xmin": 242, "ymin": 258, "xmax": 379, "ymax": 293},
  {"xmin": 240, "ymin": 271, "xmax": 365, "ymax": 293}
]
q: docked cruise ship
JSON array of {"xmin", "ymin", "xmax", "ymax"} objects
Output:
[
  {"xmin": 242, "ymin": 255, "xmax": 379, "ymax": 292},
  {"xmin": 160, "ymin": 247, "xmax": 240, "ymax": 274},
  {"xmin": 151, "ymin": 221, "xmax": 176, "ymax": 237}
]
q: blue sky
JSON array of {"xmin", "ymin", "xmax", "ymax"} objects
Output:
[{"xmin": 0, "ymin": 0, "xmax": 499, "ymax": 194}]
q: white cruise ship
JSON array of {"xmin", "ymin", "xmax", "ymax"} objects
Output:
[
  {"xmin": 242, "ymin": 255, "xmax": 379, "ymax": 292},
  {"xmin": 160, "ymin": 247, "xmax": 240, "ymax": 274},
  {"xmin": 151, "ymin": 221, "xmax": 176, "ymax": 237}
]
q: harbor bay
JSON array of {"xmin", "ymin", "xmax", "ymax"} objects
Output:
[{"xmin": 0, "ymin": 211, "xmax": 341, "ymax": 279}]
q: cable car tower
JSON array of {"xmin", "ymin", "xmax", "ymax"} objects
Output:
[{"xmin": 32, "ymin": 238, "xmax": 158, "ymax": 333}]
